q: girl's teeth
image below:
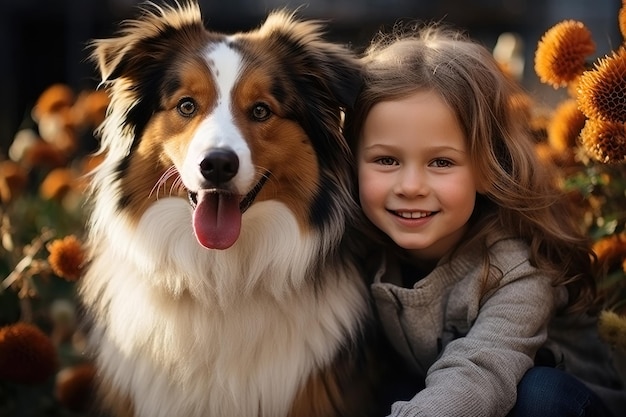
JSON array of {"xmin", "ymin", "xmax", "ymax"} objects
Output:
[{"xmin": 398, "ymin": 211, "xmax": 430, "ymax": 219}]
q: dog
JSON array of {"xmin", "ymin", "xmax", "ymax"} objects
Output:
[{"xmin": 79, "ymin": 1, "xmax": 391, "ymax": 416}]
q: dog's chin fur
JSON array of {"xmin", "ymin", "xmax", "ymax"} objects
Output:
[
  {"xmin": 79, "ymin": 1, "xmax": 390, "ymax": 417},
  {"xmin": 84, "ymin": 200, "xmax": 369, "ymax": 417}
]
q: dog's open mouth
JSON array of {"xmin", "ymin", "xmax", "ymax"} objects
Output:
[{"xmin": 188, "ymin": 172, "xmax": 270, "ymax": 250}]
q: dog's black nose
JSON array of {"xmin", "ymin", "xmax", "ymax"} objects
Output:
[{"xmin": 199, "ymin": 149, "xmax": 239, "ymax": 184}]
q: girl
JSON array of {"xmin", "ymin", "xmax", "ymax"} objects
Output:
[{"xmin": 343, "ymin": 24, "xmax": 626, "ymax": 417}]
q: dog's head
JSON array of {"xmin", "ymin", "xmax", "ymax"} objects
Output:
[{"xmin": 89, "ymin": 1, "xmax": 361, "ymax": 250}]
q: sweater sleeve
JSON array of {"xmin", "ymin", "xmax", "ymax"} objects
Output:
[{"xmin": 387, "ymin": 257, "xmax": 558, "ymax": 417}]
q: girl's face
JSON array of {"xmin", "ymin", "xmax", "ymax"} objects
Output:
[{"xmin": 357, "ymin": 90, "xmax": 480, "ymax": 263}]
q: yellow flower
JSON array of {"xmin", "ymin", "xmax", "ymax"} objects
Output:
[
  {"xmin": 580, "ymin": 118, "xmax": 626, "ymax": 163},
  {"xmin": 535, "ymin": 20, "xmax": 595, "ymax": 88},
  {"xmin": 547, "ymin": 99, "xmax": 586, "ymax": 152},
  {"xmin": 598, "ymin": 310, "xmax": 626, "ymax": 353},
  {"xmin": 577, "ymin": 47, "xmax": 626, "ymax": 123}
]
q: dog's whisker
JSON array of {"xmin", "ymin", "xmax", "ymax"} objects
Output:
[
  {"xmin": 169, "ymin": 177, "xmax": 185, "ymax": 197},
  {"xmin": 255, "ymin": 166, "xmax": 277, "ymax": 197},
  {"xmin": 150, "ymin": 166, "xmax": 180, "ymax": 199},
  {"xmin": 256, "ymin": 166, "xmax": 272, "ymax": 181}
]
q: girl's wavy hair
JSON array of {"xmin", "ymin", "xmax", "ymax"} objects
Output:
[{"xmin": 344, "ymin": 23, "xmax": 598, "ymax": 314}]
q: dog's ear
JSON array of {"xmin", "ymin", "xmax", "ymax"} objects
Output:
[
  {"xmin": 89, "ymin": 37, "xmax": 132, "ymax": 82},
  {"xmin": 259, "ymin": 10, "xmax": 363, "ymax": 110},
  {"xmin": 311, "ymin": 42, "xmax": 363, "ymax": 110},
  {"xmin": 88, "ymin": 1, "xmax": 205, "ymax": 82}
]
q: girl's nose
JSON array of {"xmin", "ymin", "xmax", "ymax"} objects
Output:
[{"xmin": 394, "ymin": 166, "xmax": 428, "ymax": 197}]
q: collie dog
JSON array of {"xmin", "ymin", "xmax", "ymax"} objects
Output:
[{"xmin": 79, "ymin": 1, "xmax": 387, "ymax": 416}]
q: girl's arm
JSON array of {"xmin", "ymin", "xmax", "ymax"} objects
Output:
[{"xmin": 388, "ymin": 262, "xmax": 558, "ymax": 417}]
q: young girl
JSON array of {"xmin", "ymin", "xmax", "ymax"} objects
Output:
[{"xmin": 343, "ymin": 24, "xmax": 626, "ymax": 417}]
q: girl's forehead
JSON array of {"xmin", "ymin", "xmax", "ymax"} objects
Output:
[{"xmin": 360, "ymin": 92, "xmax": 468, "ymax": 155}]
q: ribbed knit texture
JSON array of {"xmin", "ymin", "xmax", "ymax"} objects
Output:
[{"xmin": 370, "ymin": 234, "xmax": 626, "ymax": 417}]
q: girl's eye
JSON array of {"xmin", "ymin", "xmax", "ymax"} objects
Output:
[
  {"xmin": 177, "ymin": 98, "xmax": 196, "ymax": 117},
  {"xmin": 431, "ymin": 158, "xmax": 452, "ymax": 168},
  {"xmin": 251, "ymin": 103, "xmax": 272, "ymax": 121},
  {"xmin": 375, "ymin": 157, "xmax": 398, "ymax": 166}
]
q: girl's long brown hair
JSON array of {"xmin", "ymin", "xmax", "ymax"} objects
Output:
[{"xmin": 344, "ymin": 23, "xmax": 598, "ymax": 314}]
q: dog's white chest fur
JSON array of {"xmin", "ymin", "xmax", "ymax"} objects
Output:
[{"xmin": 83, "ymin": 198, "xmax": 368, "ymax": 417}]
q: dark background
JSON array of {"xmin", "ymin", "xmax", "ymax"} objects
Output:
[{"xmin": 0, "ymin": 0, "xmax": 622, "ymax": 154}]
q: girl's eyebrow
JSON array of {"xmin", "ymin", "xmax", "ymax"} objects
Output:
[
  {"xmin": 361, "ymin": 143, "xmax": 393, "ymax": 151},
  {"xmin": 359, "ymin": 142, "xmax": 397, "ymax": 152},
  {"xmin": 362, "ymin": 143, "xmax": 467, "ymax": 155},
  {"xmin": 430, "ymin": 145, "xmax": 467, "ymax": 155}
]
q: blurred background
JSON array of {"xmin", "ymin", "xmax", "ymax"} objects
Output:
[
  {"xmin": 0, "ymin": 0, "xmax": 622, "ymax": 154},
  {"xmin": 1, "ymin": 1, "xmax": 625, "ymax": 416}
]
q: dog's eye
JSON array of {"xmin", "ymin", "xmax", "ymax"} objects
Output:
[
  {"xmin": 177, "ymin": 98, "xmax": 197, "ymax": 117},
  {"xmin": 251, "ymin": 103, "xmax": 271, "ymax": 121}
]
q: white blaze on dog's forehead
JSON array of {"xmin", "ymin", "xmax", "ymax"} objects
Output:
[{"xmin": 181, "ymin": 41, "xmax": 254, "ymax": 191}]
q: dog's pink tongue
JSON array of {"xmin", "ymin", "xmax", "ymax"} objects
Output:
[{"xmin": 192, "ymin": 191, "xmax": 241, "ymax": 250}]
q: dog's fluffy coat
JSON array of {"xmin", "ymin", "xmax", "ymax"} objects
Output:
[{"xmin": 79, "ymin": 1, "xmax": 387, "ymax": 416}]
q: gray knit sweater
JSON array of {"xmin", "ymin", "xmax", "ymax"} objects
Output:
[{"xmin": 370, "ymin": 234, "xmax": 626, "ymax": 417}]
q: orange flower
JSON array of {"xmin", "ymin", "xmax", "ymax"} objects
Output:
[
  {"xmin": 534, "ymin": 20, "xmax": 595, "ymax": 88},
  {"xmin": 31, "ymin": 84, "xmax": 74, "ymax": 123},
  {"xmin": 0, "ymin": 160, "xmax": 28, "ymax": 204},
  {"xmin": 577, "ymin": 47, "xmax": 626, "ymax": 123},
  {"xmin": 40, "ymin": 167, "xmax": 75, "ymax": 201},
  {"xmin": 547, "ymin": 99, "xmax": 586, "ymax": 152},
  {"xmin": 72, "ymin": 89, "xmax": 110, "ymax": 128},
  {"xmin": 530, "ymin": 111, "xmax": 550, "ymax": 143},
  {"xmin": 47, "ymin": 235, "xmax": 85, "ymax": 281},
  {"xmin": 55, "ymin": 363, "xmax": 97, "ymax": 412},
  {"xmin": 534, "ymin": 142, "xmax": 553, "ymax": 163},
  {"xmin": 593, "ymin": 233, "xmax": 626, "ymax": 269},
  {"xmin": 0, "ymin": 322, "xmax": 58, "ymax": 384},
  {"xmin": 580, "ymin": 118, "xmax": 626, "ymax": 163},
  {"xmin": 22, "ymin": 140, "xmax": 67, "ymax": 170}
]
